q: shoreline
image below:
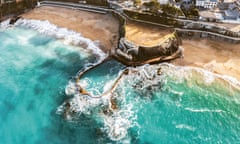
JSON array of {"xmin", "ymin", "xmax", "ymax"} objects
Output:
[
  {"xmin": 21, "ymin": 6, "xmax": 119, "ymax": 53},
  {"xmin": 173, "ymin": 39, "xmax": 240, "ymax": 81},
  {"xmin": 19, "ymin": 6, "xmax": 240, "ymax": 81}
]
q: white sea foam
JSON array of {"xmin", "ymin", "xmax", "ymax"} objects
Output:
[
  {"xmin": 14, "ymin": 18, "xmax": 107, "ymax": 61},
  {"xmin": 101, "ymin": 104, "xmax": 135, "ymax": 141},
  {"xmin": 58, "ymin": 67, "xmax": 142, "ymax": 141},
  {"xmin": 58, "ymin": 87, "xmax": 137, "ymax": 141},
  {"xmin": 0, "ymin": 19, "xmax": 11, "ymax": 29},
  {"xmin": 65, "ymin": 81, "xmax": 79, "ymax": 96},
  {"xmin": 103, "ymin": 79, "xmax": 115, "ymax": 93},
  {"xmin": 176, "ymin": 124, "xmax": 196, "ymax": 131}
]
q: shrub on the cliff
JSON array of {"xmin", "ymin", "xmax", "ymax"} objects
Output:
[
  {"xmin": 142, "ymin": 0, "xmax": 160, "ymax": 14},
  {"xmin": 161, "ymin": 4, "xmax": 184, "ymax": 17}
]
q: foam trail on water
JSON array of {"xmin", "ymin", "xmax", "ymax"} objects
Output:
[
  {"xmin": 184, "ymin": 108, "xmax": 224, "ymax": 113},
  {"xmin": 14, "ymin": 18, "xmax": 106, "ymax": 61},
  {"xmin": 175, "ymin": 124, "xmax": 196, "ymax": 131}
]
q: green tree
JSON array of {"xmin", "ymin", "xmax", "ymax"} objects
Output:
[
  {"xmin": 182, "ymin": 7, "xmax": 199, "ymax": 18},
  {"xmin": 161, "ymin": 4, "xmax": 184, "ymax": 17},
  {"xmin": 133, "ymin": 0, "xmax": 141, "ymax": 6},
  {"xmin": 191, "ymin": 8, "xmax": 199, "ymax": 17},
  {"xmin": 143, "ymin": 0, "xmax": 160, "ymax": 14}
]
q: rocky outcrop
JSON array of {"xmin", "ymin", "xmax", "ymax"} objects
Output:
[
  {"xmin": 113, "ymin": 32, "xmax": 183, "ymax": 66},
  {"xmin": 9, "ymin": 16, "xmax": 21, "ymax": 25}
]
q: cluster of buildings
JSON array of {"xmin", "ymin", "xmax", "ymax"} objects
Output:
[
  {"xmin": 194, "ymin": 0, "xmax": 240, "ymax": 22},
  {"xmin": 195, "ymin": 0, "xmax": 218, "ymax": 9},
  {"xmin": 219, "ymin": 0, "xmax": 240, "ymax": 20}
]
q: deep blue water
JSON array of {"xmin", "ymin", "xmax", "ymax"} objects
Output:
[{"xmin": 1, "ymin": 26, "xmax": 240, "ymax": 143}]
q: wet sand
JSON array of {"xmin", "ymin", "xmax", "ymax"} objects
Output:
[
  {"xmin": 125, "ymin": 21, "xmax": 172, "ymax": 46},
  {"xmin": 173, "ymin": 39, "xmax": 240, "ymax": 81},
  {"xmin": 21, "ymin": 6, "xmax": 119, "ymax": 53}
]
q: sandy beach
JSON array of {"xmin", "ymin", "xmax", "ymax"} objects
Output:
[
  {"xmin": 21, "ymin": 6, "xmax": 240, "ymax": 81},
  {"xmin": 125, "ymin": 21, "xmax": 172, "ymax": 46},
  {"xmin": 173, "ymin": 39, "xmax": 240, "ymax": 81},
  {"xmin": 22, "ymin": 6, "xmax": 119, "ymax": 53}
]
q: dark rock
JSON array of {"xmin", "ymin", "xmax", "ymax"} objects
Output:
[{"xmin": 9, "ymin": 16, "xmax": 21, "ymax": 25}]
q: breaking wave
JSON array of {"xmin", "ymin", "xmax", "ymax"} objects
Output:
[
  {"xmin": 14, "ymin": 18, "xmax": 106, "ymax": 61},
  {"xmin": 0, "ymin": 19, "xmax": 11, "ymax": 29}
]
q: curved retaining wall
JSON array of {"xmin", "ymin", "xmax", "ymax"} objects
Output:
[
  {"xmin": 107, "ymin": 5, "xmax": 183, "ymax": 66},
  {"xmin": 113, "ymin": 32, "xmax": 183, "ymax": 66}
]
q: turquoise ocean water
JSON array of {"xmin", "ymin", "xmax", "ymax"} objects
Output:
[{"xmin": 1, "ymin": 21, "xmax": 240, "ymax": 143}]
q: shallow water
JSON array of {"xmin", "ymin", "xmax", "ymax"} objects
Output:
[{"xmin": 1, "ymin": 20, "xmax": 240, "ymax": 143}]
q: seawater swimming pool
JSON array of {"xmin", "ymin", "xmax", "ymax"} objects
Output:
[{"xmin": 0, "ymin": 19, "xmax": 240, "ymax": 143}]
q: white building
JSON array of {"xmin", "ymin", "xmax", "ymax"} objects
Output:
[{"xmin": 196, "ymin": 0, "xmax": 218, "ymax": 9}]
